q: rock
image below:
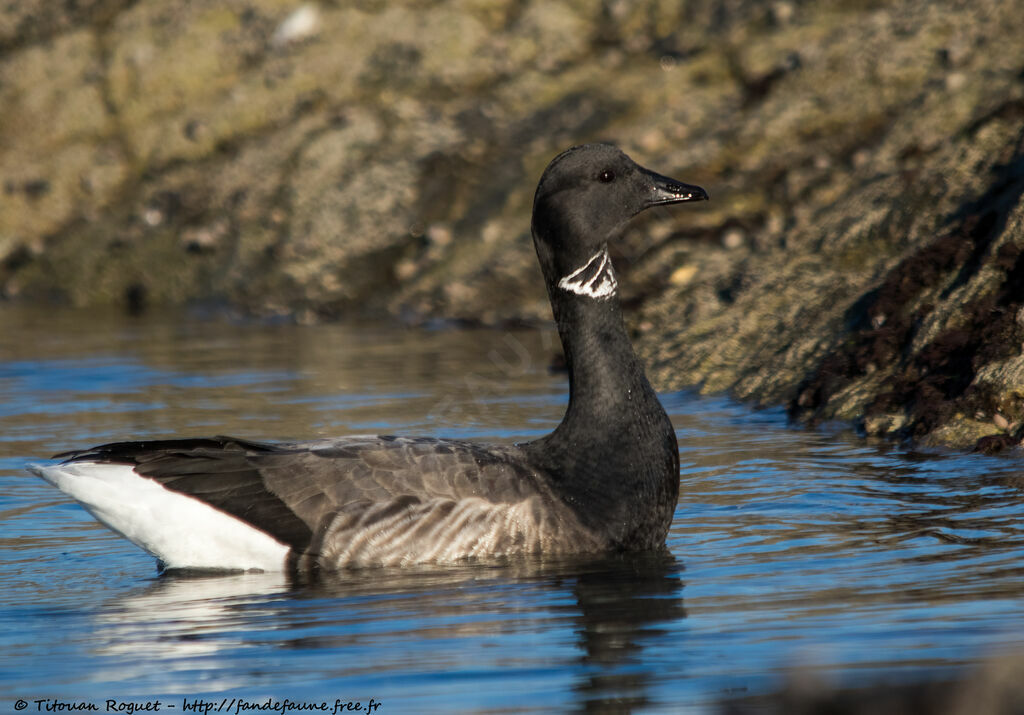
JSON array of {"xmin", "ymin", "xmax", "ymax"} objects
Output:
[
  {"xmin": 2, "ymin": 0, "xmax": 1024, "ymax": 447},
  {"xmin": 722, "ymin": 652, "xmax": 1024, "ymax": 715},
  {"xmin": 637, "ymin": 0, "xmax": 1024, "ymax": 449}
]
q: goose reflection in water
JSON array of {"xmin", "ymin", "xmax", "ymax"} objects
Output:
[{"xmin": 88, "ymin": 554, "xmax": 685, "ymax": 708}]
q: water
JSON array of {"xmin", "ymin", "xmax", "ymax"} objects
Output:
[{"xmin": 4, "ymin": 305, "xmax": 1024, "ymax": 712}]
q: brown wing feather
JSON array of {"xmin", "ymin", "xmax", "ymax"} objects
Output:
[{"xmin": 57, "ymin": 435, "xmax": 556, "ymax": 564}]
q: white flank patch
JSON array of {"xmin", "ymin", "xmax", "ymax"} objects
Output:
[
  {"xmin": 29, "ymin": 462, "xmax": 289, "ymax": 572},
  {"xmin": 557, "ymin": 248, "xmax": 617, "ymax": 299}
]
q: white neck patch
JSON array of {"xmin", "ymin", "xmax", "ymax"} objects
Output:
[{"xmin": 557, "ymin": 248, "xmax": 617, "ymax": 299}]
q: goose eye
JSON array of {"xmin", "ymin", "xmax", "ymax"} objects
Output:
[{"xmin": 598, "ymin": 170, "xmax": 615, "ymax": 183}]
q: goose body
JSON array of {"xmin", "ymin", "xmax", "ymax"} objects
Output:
[{"xmin": 30, "ymin": 144, "xmax": 708, "ymax": 572}]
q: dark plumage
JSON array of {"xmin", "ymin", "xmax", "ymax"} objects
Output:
[{"xmin": 32, "ymin": 144, "xmax": 708, "ymax": 572}]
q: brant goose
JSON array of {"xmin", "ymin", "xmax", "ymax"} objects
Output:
[{"xmin": 30, "ymin": 144, "xmax": 708, "ymax": 572}]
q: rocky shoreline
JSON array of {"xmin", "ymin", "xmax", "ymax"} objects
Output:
[{"xmin": 2, "ymin": 0, "xmax": 1023, "ymax": 449}]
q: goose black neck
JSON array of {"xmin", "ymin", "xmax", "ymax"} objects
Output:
[
  {"xmin": 549, "ymin": 288, "xmax": 654, "ymax": 427},
  {"xmin": 524, "ymin": 240, "xmax": 679, "ymax": 548}
]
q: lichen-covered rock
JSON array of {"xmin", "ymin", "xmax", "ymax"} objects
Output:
[{"xmin": 1, "ymin": 0, "xmax": 1023, "ymax": 448}]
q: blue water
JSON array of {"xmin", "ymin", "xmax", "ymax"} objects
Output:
[{"xmin": 4, "ymin": 306, "xmax": 1024, "ymax": 713}]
